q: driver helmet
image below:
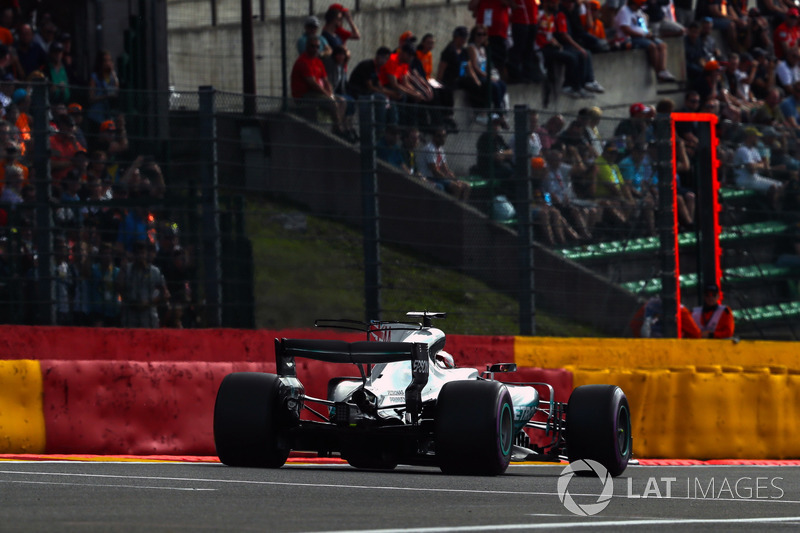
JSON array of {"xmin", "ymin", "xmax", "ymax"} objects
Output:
[{"xmin": 435, "ymin": 351, "xmax": 455, "ymax": 369}]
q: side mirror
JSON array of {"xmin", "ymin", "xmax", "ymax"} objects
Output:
[{"xmin": 487, "ymin": 363, "xmax": 517, "ymax": 373}]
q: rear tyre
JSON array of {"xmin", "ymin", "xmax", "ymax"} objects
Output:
[
  {"xmin": 436, "ymin": 380, "xmax": 513, "ymax": 475},
  {"xmin": 214, "ymin": 372, "xmax": 290, "ymax": 468},
  {"xmin": 566, "ymin": 384, "xmax": 632, "ymax": 477}
]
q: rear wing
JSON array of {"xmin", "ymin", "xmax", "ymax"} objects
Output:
[{"xmin": 274, "ymin": 338, "xmax": 430, "ymax": 423}]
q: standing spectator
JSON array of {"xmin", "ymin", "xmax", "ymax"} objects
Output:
[
  {"xmin": 89, "ymin": 241, "xmax": 121, "ymax": 327},
  {"xmin": 416, "ymin": 34, "xmax": 436, "ymax": 80},
  {"xmin": 509, "ymin": 0, "xmax": 542, "ymax": 82},
  {"xmin": 420, "ymin": 127, "xmax": 471, "ymax": 200},
  {"xmin": 691, "ymin": 284, "xmax": 735, "ymax": 338},
  {"xmin": 14, "ymin": 24, "xmax": 47, "ymax": 78},
  {"xmin": 469, "ymin": 0, "xmax": 512, "ymax": 81},
  {"xmin": 731, "ymin": 126, "xmax": 784, "ymax": 208},
  {"xmin": 53, "ymin": 236, "xmax": 73, "ymax": 325},
  {"xmin": 462, "ymin": 25, "xmax": 508, "ymax": 110},
  {"xmin": 117, "ymin": 240, "xmax": 169, "ymax": 329},
  {"xmin": 321, "ymin": 3, "xmax": 361, "ymax": 57},
  {"xmin": 297, "ymin": 16, "xmax": 332, "ymax": 58},
  {"xmin": 50, "ymin": 114, "xmax": 86, "ymax": 187},
  {"xmin": 290, "ymin": 36, "xmax": 348, "ymax": 139},
  {"xmin": 436, "ymin": 26, "xmax": 470, "ymax": 130},
  {"xmin": 44, "ymin": 41, "xmax": 69, "ymax": 104},
  {"xmin": 87, "ymin": 50, "xmax": 120, "ymax": 131},
  {"xmin": 615, "ymin": 0, "xmax": 677, "ymax": 82}
]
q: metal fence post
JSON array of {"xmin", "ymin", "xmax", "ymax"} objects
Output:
[
  {"xmin": 359, "ymin": 97, "xmax": 381, "ymax": 322},
  {"xmin": 655, "ymin": 115, "xmax": 677, "ymax": 337},
  {"xmin": 199, "ymin": 86, "xmax": 222, "ymax": 327},
  {"xmin": 32, "ymin": 82, "xmax": 54, "ymax": 325},
  {"xmin": 513, "ymin": 105, "xmax": 535, "ymax": 336}
]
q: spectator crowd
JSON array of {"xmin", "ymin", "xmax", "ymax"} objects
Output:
[{"xmin": 0, "ymin": 5, "xmax": 197, "ymax": 329}]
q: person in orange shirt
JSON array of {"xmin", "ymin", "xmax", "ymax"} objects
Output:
[{"xmin": 692, "ymin": 284, "xmax": 735, "ymax": 339}]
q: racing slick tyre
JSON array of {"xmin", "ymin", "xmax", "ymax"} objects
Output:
[
  {"xmin": 214, "ymin": 372, "xmax": 290, "ymax": 468},
  {"xmin": 436, "ymin": 380, "xmax": 514, "ymax": 476},
  {"xmin": 566, "ymin": 384, "xmax": 632, "ymax": 477}
]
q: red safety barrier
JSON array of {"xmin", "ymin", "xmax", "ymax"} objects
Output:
[
  {"xmin": 40, "ymin": 360, "xmax": 277, "ymax": 455},
  {"xmin": 444, "ymin": 335, "xmax": 515, "ymax": 369}
]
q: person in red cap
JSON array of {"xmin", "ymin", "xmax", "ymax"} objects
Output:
[
  {"xmin": 322, "ymin": 3, "xmax": 360, "ymax": 52},
  {"xmin": 774, "ymin": 8, "xmax": 800, "ymax": 61},
  {"xmin": 614, "ymin": 102, "xmax": 654, "ymax": 150}
]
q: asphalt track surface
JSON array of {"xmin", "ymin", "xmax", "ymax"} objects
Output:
[{"xmin": 2, "ymin": 460, "xmax": 800, "ymax": 532}]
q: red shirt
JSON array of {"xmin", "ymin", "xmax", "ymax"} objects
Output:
[
  {"xmin": 475, "ymin": 0, "xmax": 511, "ymax": 38},
  {"xmin": 535, "ymin": 11, "xmax": 557, "ymax": 49},
  {"xmin": 774, "ymin": 22, "xmax": 800, "ymax": 60},
  {"xmin": 290, "ymin": 52, "xmax": 327, "ymax": 98},
  {"xmin": 510, "ymin": 0, "xmax": 537, "ymax": 25},
  {"xmin": 50, "ymin": 134, "xmax": 86, "ymax": 183},
  {"xmin": 378, "ymin": 53, "xmax": 409, "ymax": 87}
]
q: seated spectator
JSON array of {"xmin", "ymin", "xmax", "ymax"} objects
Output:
[
  {"xmin": 731, "ymin": 126, "xmax": 785, "ymax": 208},
  {"xmin": 297, "ymin": 16, "xmax": 332, "ymax": 58},
  {"xmin": 535, "ymin": 0, "xmax": 592, "ymax": 100},
  {"xmin": 720, "ymin": 53, "xmax": 756, "ymax": 117},
  {"xmin": 758, "ymin": 0, "xmax": 789, "ymax": 25},
  {"xmin": 324, "ymin": 45, "xmax": 357, "ymax": 141},
  {"xmin": 420, "ymin": 127, "xmax": 471, "ymax": 200},
  {"xmin": 376, "ymin": 124, "xmax": 405, "ymax": 169},
  {"xmin": 615, "ymin": 103, "xmax": 654, "ymax": 150},
  {"xmin": 348, "ymin": 46, "xmax": 397, "ymax": 130},
  {"xmin": 436, "ymin": 26, "xmax": 470, "ymax": 130},
  {"xmin": 476, "ymin": 113, "xmax": 515, "ymax": 195},
  {"xmin": 462, "ymin": 25, "xmax": 508, "ymax": 110},
  {"xmin": 542, "ymin": 143, "xmax": 596, "ymax": 240},
  {"xmin": 559, "ymin": 0, "xmax": 609, "ymax": 55},
  {"xmin": 67, "ymin": 103, "xmax": 88, "ymax": 148},
  {"xmin": 379, "ymin": 43, "xmax": 432, "ymax": 123},
  {"xmin": 400, "ymin": 126, "xmax": 424, "ymax": 178},
  {"xmin": 615, "ymin": 0, "xmax": 677, "ymax": 82},
  {"xmin": 618, "ymin": 142, "xmax": 657, "ymax": 235},
  {"xmin": 698, "ymin": 16, "xmax": 721, "ymax": 59},
  {"xmin": 752, "ymin": 87, "xmax": 791, "ymax": 130},
  {"xmin": 773, "ymin": 8, "xmax": 800, "ymax": 62},
  {"xmin": 579, "ymin": 106, "xmax": 604, "ymax": 156},
  {"xmin": 0, "ymin": 162, "xmax": 23, "ymax": 205},
  {"xmin": 581, "ymin": 1, "xmax": 615, "ymax": 51},
  {"xmin": 644, "ymin": 0, "xmax": 685, "ymax": 37},
  {"xmin": 684, "ymin": 21, "xmax": 711, "ymax": 84},
  {"xmin": 775, "ymin": 47, "xmax": 800, "ymax": 92},
  {"xmin": 780, "ymin": 80, "xmax": 800, "ymax": 130},
  {"xmin": 594, "ymin": 142, "xmax": 635, "ymax": 228},
  {"xmin": 510, "ymin": 108, "xmax": 543, "ymax": 157},
  {"xmin": 694, "ymin": 0, "xmax": 740, "ymax": 52},
  {"xmin": 530, "ymin": 156, "xmax": 582, "ymax": 245},
  {"xmin": 556, "ymin": 0, "xmax": 606, "ymax": 93},
  {"xmin": 750, "ymin": 47, "xmax": 777, "ymax": 101},
  {"xmin": 537, "ymin": 113, "xmax": 565, "ymax": 150},
  {"xmin": 0, "ymin": 141, "xmax": 29, "ymax": 190},
  {"xmin": 290, "ymin": 36, "xmax": 349, "ymax": 139}
]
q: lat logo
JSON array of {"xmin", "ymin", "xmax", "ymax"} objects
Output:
[{"xmin": 557, "ymin": 459, "xmax": 614, "ymax": 516}]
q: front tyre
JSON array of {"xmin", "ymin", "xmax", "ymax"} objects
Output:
[
  {"xmin": 566, "ymin": 384, "xmax": 632, "ymax": 477},
  {"xmin": 214, "ymin": 372, "xmax": 290, "ymax": 468},
  {"xmin": 436, "ymin": 380, "xmax": 514, "ymax": 475}
]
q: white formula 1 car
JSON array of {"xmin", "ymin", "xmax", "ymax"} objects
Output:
[{"xmin": 214, "ymin": 312, "xmax": 632, "ymax": 476}]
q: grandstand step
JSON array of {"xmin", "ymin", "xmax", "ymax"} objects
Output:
[
  {"xmin": 558, "ymin": 221, "xmax": 791, "ymax": 262},
  {"xmin": 733, "ymin": 301, "xmax": 800, "ymax": 323},
  {"xmin": 621, "ymin": 263, "xmax": 800, "ymax": 296}
]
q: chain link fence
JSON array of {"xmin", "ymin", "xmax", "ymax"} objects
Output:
[{"xmin": 1, "ymin": 82, "xmax": 797, "ymax": 338}]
